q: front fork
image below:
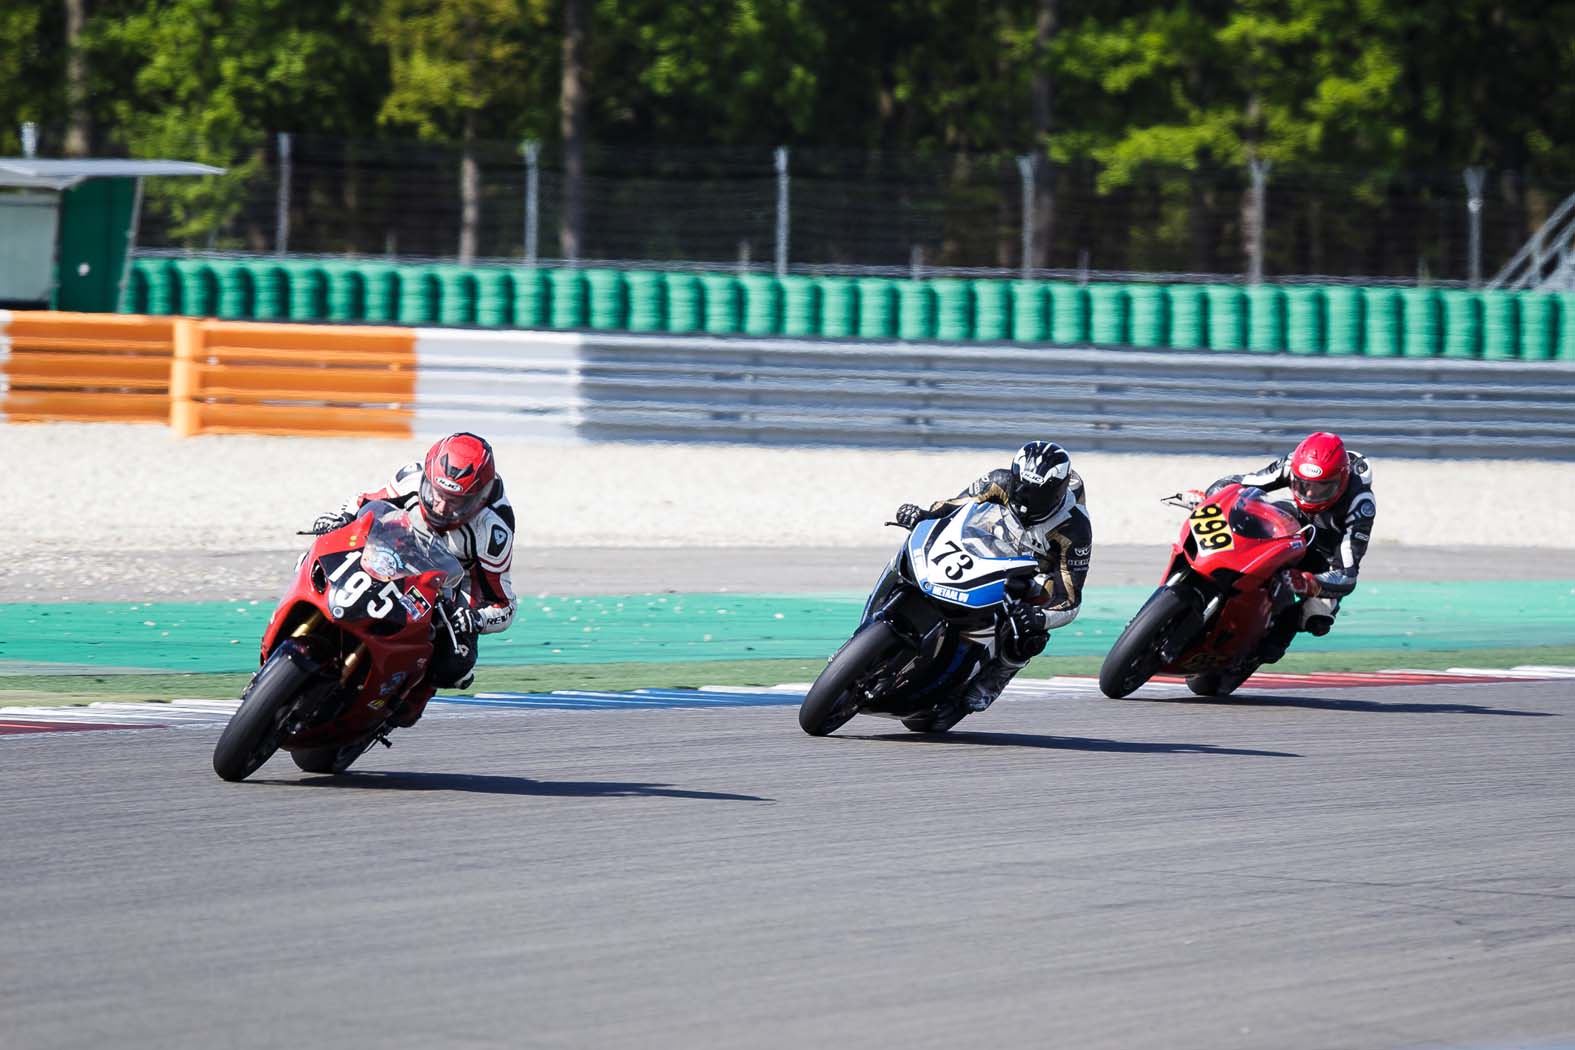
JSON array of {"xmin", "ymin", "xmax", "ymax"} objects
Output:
[{"xmin": 1158, "ymin": 573, "xmax": 1214, "ymax": 664}]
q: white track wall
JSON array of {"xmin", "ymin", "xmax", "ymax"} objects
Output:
[
  {"xmin": 411, "ymin": 327, "xmax": 1575, "ymax": 457},
  {"xmin": 0, "ymin": 310, "xmax": 12, "ymax": 423},
  {"xmin": 414, "ymin": 328, "xmax": 586, "ymax": 440}
]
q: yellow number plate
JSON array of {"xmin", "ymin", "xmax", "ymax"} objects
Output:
[{"xmin": 1188, "ymin": 503, "xmax": 1235, "ymax": 552}]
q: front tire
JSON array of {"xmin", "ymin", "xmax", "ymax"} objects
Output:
[
  {"xmin": 213, "ymin": 648, "xmax": 311, "ymax": 781},
  {"xmin": 799, "ymin": 622, "xmax": 909, "ymax": 736},
  {"xmin": 1099, "ymin": 587, "xmax": 1195, "ymax": 699}
]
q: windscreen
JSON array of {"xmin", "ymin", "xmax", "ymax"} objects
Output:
[
  {"xmin": 1228, "ymin": 487, "xmax": 1304, "ymax": 540},
  {"xmin": 356, "ymin": 501, "xmax": 464, "ymax": 586},
  {"xmin": 958, "ymin": 502, "xmax": 1031, "ymax": 559}
]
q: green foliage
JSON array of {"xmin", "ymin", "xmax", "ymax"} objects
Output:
[
  {"xmin": 374, "ymin": 0, "xmax": 556, "ymax": 141},
  {"xmin": 79, "ymin": 0, "xmax": 386, "ymax": 243},
  {"xmin": 590, "ymin": 0, "xmax": 827, "ymax": 144},
  {"xmin": 5, "ymin": 0, "xmax": 1574, "ymax": 247},
  {"xmin": 0, "ymin": 0, "xmax": 63, "ymax": 153}
]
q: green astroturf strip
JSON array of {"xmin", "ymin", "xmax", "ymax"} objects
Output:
[
  {"xmin": 0, "ymin": 582, "xmax": 1572, "ymax": 675},
  {"xmin": 4, "ymin": 646, "xmax": 1575, "ymax": 706}
]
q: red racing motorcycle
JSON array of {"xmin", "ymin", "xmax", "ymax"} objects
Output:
[
  {"xmin": 1098, "ymin": 484, "xmax": 1312, "ymax": 699},
  {"xmin": 212, "ymin": 500, "xmax": 464, "ymax": 782}
]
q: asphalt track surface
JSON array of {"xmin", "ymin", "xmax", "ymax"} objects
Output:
[
  {"xmin": 15, "ymin": 542, "xmax": 1575, "ymax": 602},
  {"xmin": 3, "ymin": 678, "xmax": 1573, "ymax": 1049}
]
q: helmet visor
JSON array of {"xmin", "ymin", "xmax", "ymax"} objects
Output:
[
  {"xmin": 420, "ymin": 475, "xmax": 487, "ymax": 528},
  {"xmin": 1291, "ymin": 475, "xmax": 1341, "ymax": 508},
  {"xmin": 1014, "ymin": 479, "xmax": 1066, "ymax": 524}
]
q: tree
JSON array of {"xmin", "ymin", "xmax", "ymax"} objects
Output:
[
  {"xmin": 86, "ymin": 0, "xmax": 386, "ymax": 245},
  {"xmin": 63, "ymin": 0, "xmax": 91, "ymax": 155},
  {"xmin": 0, "ymin": 0, "xmax": 64, "ymax": 155},
  {"xmin": 560, "ymin": 0, "xmax": 587, "ymax": 260},
  {"xmin": 376, "ymin": 0, "xmax": 555, "ymax": 261}
]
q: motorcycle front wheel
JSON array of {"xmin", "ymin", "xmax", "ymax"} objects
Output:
[
  {"xmin": 1099, "ymin": 587, "xmax": 1195, "ymax": 699},
  {"xmin": 213, "ymin": 647, "xmax": 311, "ymax": 781},
  {"xmin": 799, "ymin": 621, "xmax": 909, "ymax": 737}
]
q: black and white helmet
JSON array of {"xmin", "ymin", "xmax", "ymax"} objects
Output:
[{"xmin": 1010, "ymin": 441, "xmax": 1073, "ymax": 524}]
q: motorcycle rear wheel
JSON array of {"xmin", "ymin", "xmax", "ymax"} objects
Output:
[
  {"xmin": 213, "ymin": 648, "xmax": 310, "ymax": 782},
  {"xmin": 902, "ymin": 704, "xmax": 968, "ymax": 734},
  {"xmin": 1099, "ymin": 587, "xmax": 1192, "ymax": 699},
  {"xmin": 799, "ymin": 622, "xmax": 908, "ymax": 737},
  {"xmin": 1186, "ymin": 662, "xmax": 1258, "ymax": 697},
  {"xmin": 290, "ymin": 736, "xmax": 376, "ymax": 775}
]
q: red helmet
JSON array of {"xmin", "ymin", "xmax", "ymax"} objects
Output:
[
  {"xmin": 1287, "ymin": 432, "xmax": 1350, "ymax": 513},
  {"xmin": 419, "ymin": 433, "xmax": 496, "ymax": 530}
]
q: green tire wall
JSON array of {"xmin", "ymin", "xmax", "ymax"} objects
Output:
[{"xmin": 118, "ymin": 257, "xmax": 1572, "ymax": 362}]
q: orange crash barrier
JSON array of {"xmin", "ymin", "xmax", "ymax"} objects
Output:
[
  {"xmin": 1, "ymin": 312, "xmax": 177, "ymax": 423},
  {"xmin": 169, "ymin": 319, "xmax": 417, "ymax": 437}
]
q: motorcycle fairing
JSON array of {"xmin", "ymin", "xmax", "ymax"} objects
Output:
[
  {"xmin": 258, "ymin": 501, "xmax": 462, "ymax": 750},
  {"xmin": 1161, "ymin": 485, "xmax": 1309, "ymax": 674},
  {"xmin": 906, "ymin": 503, "xmax": 1041, "ymax": 610}
]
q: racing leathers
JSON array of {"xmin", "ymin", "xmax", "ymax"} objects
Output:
[
  {"xmin": 1207, "ymin": 450, "xmax": 1376, "ymax": 660},
  {"xmin": 896, "ymin": 468, "xmax": 1092, "ymax": 711},
  {"xmin": 334, "ymin": 460, "xmax": 518, "ymax": 719}
]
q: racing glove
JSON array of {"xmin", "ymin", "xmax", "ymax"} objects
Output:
[
  {"xmin": 309, "ymin": 511, "xmax": 353, "ymax": 535},
  {"xmin": 447, "ymin": 604, "xmax": 479, "ymax": 636},
  {"xmin": 1003, "ymin": 603, "xmax": 1050, "ymax": 661},
  {"xmin": 893, "ymin": 503, "xmax": 928, "ymax": 529}
]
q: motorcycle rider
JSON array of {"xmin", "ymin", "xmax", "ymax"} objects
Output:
[
  {"xmin": 1203, "ymin": 431, "xmax": 1376, "ymax": 662},
  {"xmin": 891, "ymin": 440, "xmax": 1092, "ymax": 713},
  {"xmin": 311, "ymin": 432, "xmax": 517, "ymax": 724}
]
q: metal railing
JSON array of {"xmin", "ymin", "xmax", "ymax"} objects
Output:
[
  {"xmin": 413, "ymin": 331, "xmax": 1575, "ymax": 459},
  {"xmin": 1488, "ymin": 188, "xmax": 1575, "ymax": 291}
]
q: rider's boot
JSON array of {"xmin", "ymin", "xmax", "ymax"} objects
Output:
[
  {"xmin": 393, "ymin": 682, "xmax": 436, "ymax": 728},
  {"xmin": 961, "ymin": 655, "xmax": 1027, "ymax": 712}
]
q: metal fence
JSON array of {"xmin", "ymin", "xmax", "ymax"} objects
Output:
[
  {"xmin": 413, "ymin": 330, "xmax": 1575, "ymax": 459},
  {"xmin": 132, "ymin": 135, "xmax": 1575, "ymax": 287}
]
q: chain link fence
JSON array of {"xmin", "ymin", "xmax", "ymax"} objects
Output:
[{"xmin": 134, "ymin": 134, "xmax": 1575, "ymax": 286}]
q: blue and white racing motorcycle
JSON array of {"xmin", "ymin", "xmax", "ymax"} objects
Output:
[{"xmin": 798, "ymin": 500, "xmax": 1045, "ymax": 736}]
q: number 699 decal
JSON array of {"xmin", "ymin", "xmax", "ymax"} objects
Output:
[{"xmin": 1188, "ymin": 503, "xmax": 1235, "ymax": 552}]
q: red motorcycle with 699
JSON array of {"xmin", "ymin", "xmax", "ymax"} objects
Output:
[{"xmin": 1098, "ymin": 484, "xmax": 1313, "ymax": 700}]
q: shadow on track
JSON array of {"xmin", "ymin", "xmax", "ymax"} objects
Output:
[
  {"xmin": 1142, "ymin": 693, "xmax": 1555, "ymax": 717},
  {"xmin": 266, "ymin": 770, "xmax": 773, "ymax": 801},
  {"xmin": 842, "ymin": 731, "xmax": 1299, "ymax": 757}
]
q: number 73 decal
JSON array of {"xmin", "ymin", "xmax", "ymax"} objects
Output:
[{"xmin": 1188, "ymin": 503, "xmax": 1235, "ymax": 552}]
